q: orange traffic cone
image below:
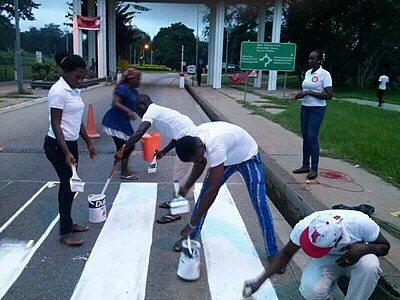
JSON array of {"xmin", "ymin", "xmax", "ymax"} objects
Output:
[{"xmin": 86, "ymin": 104, "xmax": 100, "ymax": 139}]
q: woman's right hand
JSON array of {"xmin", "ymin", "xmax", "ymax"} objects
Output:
[{"xmin": 65, "ymin": 152, "xmax": 76, "ymax": 168}]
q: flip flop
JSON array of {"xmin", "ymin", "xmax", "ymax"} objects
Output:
[
  {"xmin": 158, "ymin": 201, "xmax": 171, "ymax": 209},
  {"xmin": 173, "ymin": 237, "xmax": 184, "ymax": 252},
  {"xmin": 156, "ymin": 214, "xmax": 182, "ymax": 224},
  {"xmin": 120, "ymin": 174, "xmax": 138, "ymax": 180}
]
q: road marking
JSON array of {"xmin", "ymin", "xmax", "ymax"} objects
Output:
[
  {"xmin": 195, "ymin": 183, "xmax": 278, "ymax": 300},
  {"xmin": 71, "ymin": 183, "xmax": 157, "ymax": 300},
  {"xmin": 0, "ymin": 181, "xmax": 55, "ymax": 234},
  {"xmin": 0, "ymin": 216, "xmax": 59, "ymax": 298}
]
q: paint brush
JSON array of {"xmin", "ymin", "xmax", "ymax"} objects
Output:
[
  {"xmin": 148, "ymin": 151, "xmax": 158, "ymax": 174},
  {"xmin": 170, "ymin": 180, "xmax": 190, "ymax": 215},
  {"xmin": 70, "ymin": 164, "xmax": 85, "ymax": 193}
]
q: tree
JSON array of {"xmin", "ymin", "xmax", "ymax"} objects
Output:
[
  {"xmin": 153, "ymin": 22, "xmax": 197, "ymax": 70},
  {"xmin": 21, "ymin": 24, "xmax": 65, "ymax": 55},
  {"xmin": 0, "ymin": 0, "xmax": 40, "ymax": 51}
]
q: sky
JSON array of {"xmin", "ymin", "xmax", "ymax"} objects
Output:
[{"xmin": 19, "ymin": 1, "xmax": 208, "ymax": 40}]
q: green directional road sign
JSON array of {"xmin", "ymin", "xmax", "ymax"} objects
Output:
[{"xmin": 240, "ymin": 42, "xmax": 296, "ymax": 71}]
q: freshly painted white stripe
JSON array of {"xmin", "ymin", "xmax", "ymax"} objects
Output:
[
  {"xmin": 71, "ymin": 183, "xmax": 157, "ymax": 300},
  {"xmin": 0, "ymin": 181, "xmax": 55, "ymax": 234},
  {"xmin": 0, "ymin": 215, "xmax": 59, "ymax": 298},
  {"xmin": 195, "ymin": 183, "xmax": 279, "ymax": 300}
]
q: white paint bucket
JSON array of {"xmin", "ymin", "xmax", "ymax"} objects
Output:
[
  {"xmin": 88, "ymin": 194, "xmax": 107, "ymax": 223},
  {"xmin": 177, "ymin": 237, "xmax": 201, "ymax": 281}
]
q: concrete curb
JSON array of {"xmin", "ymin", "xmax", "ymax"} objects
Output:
[{"xmin": 185, "ymin": 83, "xmax": 400, "ymax": 299}]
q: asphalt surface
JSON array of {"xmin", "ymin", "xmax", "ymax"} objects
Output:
[{"xmin": 0, "ymin": 74, "xmax": 305, "ymax": 299}]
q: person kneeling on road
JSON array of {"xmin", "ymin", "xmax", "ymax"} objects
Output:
[
  {"xmin": 243, "ymin": 209, "xmax": 390, "ymax": 299},
  {"xmin": 173, "ymin": 121, "xmax": 279, "ymax": 261}
]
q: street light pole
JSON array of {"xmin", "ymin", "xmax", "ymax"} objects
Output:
[
  {"xmin": 151, "ymin": 50, "xmax": 153, "ymax": 65},
  {"xmin": 14, "ymin": 0, "xmax": 23, "ymax": 93},
  {"xmin": 181, "ymin": 45, "xmax": 184, "ymax": 72}
]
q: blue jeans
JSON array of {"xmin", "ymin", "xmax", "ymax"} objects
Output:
[
  {"xmin": 300, "ymin": 105, "xmax": 326, "ymax": 171},
  {"xmin": 190, "ymin": 153, "xmax": 279, "ymax": 257}
]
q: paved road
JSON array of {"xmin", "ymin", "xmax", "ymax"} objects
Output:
[{"xmin": 0, "ymin": 74, "xmax": 304, "ymax": 299}]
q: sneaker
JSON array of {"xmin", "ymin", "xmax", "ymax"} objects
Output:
[
  {"xmin": 307, "ymin": 170, "xmax": 318, "ymax": 180},
  {"xmin": 293, "ymin": 166, "xmax": 310, "ymax": 174}
]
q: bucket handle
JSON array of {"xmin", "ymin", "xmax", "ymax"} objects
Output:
[{"xmin": 187, "ymin": 236, "xmax": 193, "ymax": 256}]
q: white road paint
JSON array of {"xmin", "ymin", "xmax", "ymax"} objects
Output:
[
  {"xmin": 0, "ymin": 181, "xmax": 55, "ymax": 234},
  {"xmin": 71, "ymin": 183, "xmax": 157, "ymax": 300},
  {"xmin": 195, "ymin": 183, "xmax": 279, "ymax": 300},
  {"xmin": 0, "ymin": 215, "xmax": 59, "ymax": 298}
]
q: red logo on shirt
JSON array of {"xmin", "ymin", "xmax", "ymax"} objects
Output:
[
  {"xmin": 311, "ymin": 76, "xmax": 319, "ymax": 83},
  {"xmin": 310, "ymin": 229, "xmax": 321, "ymax": 243}
]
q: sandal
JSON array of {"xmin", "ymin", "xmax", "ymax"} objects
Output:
[
  {"xmin": 120, "ymin": 174, "xmax": 138, "ymax": 180},
  {"xmin": 156, "ymin": 213, "xmax": 181, "ymax": 224},
  {"xmin": 71, "ymin": 224, "xmax": 89, "ymax": 232},
  {"xmin": 158, "ymin": 201, "xmax": 172, "ymax": 209},
  {"xmin": 173, "ymin": 237, "xmax": 184, "ymax": 252}
]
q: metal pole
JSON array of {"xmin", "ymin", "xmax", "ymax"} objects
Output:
[
  {"xmin": 283, "ymin": 71, "xmax": 288, "ymax": 100},
  {"xmin": 225, "ymin": 27, "xmax": 228, "ymax": 75},
  {"xmin": 195, "ymin": 4, "xmax": 199, "ymax": 67},
  {"xmin": 134, "ymin": 48, "xmax": 136, "ymax": 64},
  {"xmin": 66, "ymin": 31, "xmax": 69, "ymax": 52},
  {"xmin": 14, "ymin": 0, "xmax": 23, "ymax": 93},
  {"xmin": 151, "ymin": 50, "xmax": 153, "ymax": 65},
  {"xmin": 244, "ymin": 75, "xmax": 248, "ymax": 102},
  {"xmin": 129, "ymin": 44, "xmax": 132, "ymax": 64},
  {"xmin": 181, "ymin": 45, "xmax": 184, "ymax": 72}
]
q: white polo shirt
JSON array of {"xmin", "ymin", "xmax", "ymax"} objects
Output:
[
  {"xmin": 301, "ymin": 67, "xmax": 332, "ymax": 107},
  {"xmin": 47, "ymin": 77, "xmax": 84, "ymax": 141},
  {"xmin": 378, "ymin": 75, "xmax": 389, "ymax": 90},
  {"xmin": 141, "ymin": 103, "xmax": 197, "ymax": 140},
  {"xmin": 196, "ymin": 122, "xmax": 258, "ymax": 168},
  {"xmin": 290, "ymin": 210, "xmax": 380, "ymax": 256}
]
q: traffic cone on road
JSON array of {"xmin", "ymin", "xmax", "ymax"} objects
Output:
[{"xmin": 86, "ymin": 104, "xmax": 100, "ymax": 139}]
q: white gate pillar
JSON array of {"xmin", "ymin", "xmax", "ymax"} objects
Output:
[
  {"xmin": 254, "ymin": 3, "xmax": 267, "ymax": 88},
  {"xmin": 212, "ymin": 1, "xmax": 225, "ymax": 89},
  {"xmin": 268, "ymin": 0, "xmax": 283, "ymax": 91},
  {"xmin": 107, "ymin": 0, "xmax": 117, "ymax": 76},
  {"xmin": 72, "ymin": 0, "xmax": 82, "ymax": 56},
  {"xmin": 87, "ymin": 0, "xmax": 96, "ymax": 69},
  {"xmin": 97, "ymin": 0, "xmax": 107, "ymax": 78}
]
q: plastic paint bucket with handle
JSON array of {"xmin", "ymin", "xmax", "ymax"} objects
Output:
[
  {"xmin": 88, "ymin": 194, "xmax": 107, "ymax": 223},
  {"xmin": 141, "ymin": 132, "xmax": 160, "ymax": 161}
]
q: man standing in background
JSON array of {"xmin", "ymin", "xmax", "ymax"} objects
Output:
[{"xmin": 377, "ymin": 73, "xmax": 389, "ymax": 107}]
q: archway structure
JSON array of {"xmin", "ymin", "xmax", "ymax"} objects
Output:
[{"xmin": 72, "ymin": 0, "xmax": 283, "ymax": 90}]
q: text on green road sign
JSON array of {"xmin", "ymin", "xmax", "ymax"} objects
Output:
[{"xmin": 240, "ymin": 42, "xmax": 296, "ymax": 71}]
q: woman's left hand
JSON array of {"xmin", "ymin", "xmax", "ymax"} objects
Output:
[{"xmin": 87, "ymin": 143, "xmax": 96, "ymax": 160}]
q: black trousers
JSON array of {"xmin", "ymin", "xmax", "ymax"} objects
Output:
[
  {"xmin": 377, "ymin": 89, "xmax": 384, "ymax": 106},
  {"xmin": 44, "ymin": 136, "xmax": 78, "ymax": 235}
]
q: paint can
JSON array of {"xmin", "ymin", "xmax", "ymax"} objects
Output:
[
  {"xmin": 177, "ymin": 237, "xmax": 201, "ymax": 281},
  {"xmin": 88, "ymin": 194, "xmax": 107, "ymax": 223}
]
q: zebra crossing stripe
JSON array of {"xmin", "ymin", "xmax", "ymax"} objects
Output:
[
  {"xmin": 71, "ymin": 183, "xmax": 157, "ymax": 300},
  {"xmin": 195, "ymin": 183, "xmax": 279, "ymax": 299}
]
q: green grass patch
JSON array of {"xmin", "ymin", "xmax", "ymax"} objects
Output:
[
  {"xmin": 242, "ymin": 99, "xmax": 400, "ymax": 186},
  {"xmin": 334, "ymin": 87, "xmax": 400, "ymax": 105}
]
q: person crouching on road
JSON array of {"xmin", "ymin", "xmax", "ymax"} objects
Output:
[
  {"xmin": 243, "ymin": 209, "xmax": 390, "ymax": 299},
  {"xmin": 123, "ymin": 94, "xmax": 197, "ymax": 185},
  {"xmin": 44, "ymin": 52, "xmax": 96, "ymax": 246},
  {"xmin": 173, "ymin": 121, "xmax": 279, "ymax": 260}
]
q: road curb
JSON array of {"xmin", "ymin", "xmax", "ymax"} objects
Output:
[{"xmin": 185, "ymin": 83, "xmax": 400, "ymax": 299}]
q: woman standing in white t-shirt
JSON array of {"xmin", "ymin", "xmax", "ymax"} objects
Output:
[
  {"xmin": 291, "ymin": 50, "xmax": 333, "ymax": 180},
  {"xmin": 43, "ymin": 52, "xmax": 96, "ymax": 246}
]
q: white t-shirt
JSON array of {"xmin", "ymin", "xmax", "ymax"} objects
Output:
[
  {"xmin": 290, "ymin": 210, "xmax": 380, "ymax": 256},
  {"xmin": 47, "ymin": 77, "xmax": 84, "ymax": 141},
  {"xmin": 196, "ymin": 122, "xmax": 258, "ymax": 168},
  {"xmin": 301, "ymin": 67, "xmax": 332, "ymax": 107},
  {"xmin": 378, "ymin": 75, "xmax": 389, "ymax": 90},
  {"xmin": 141, "ymin": 103, "xmax": 197, "ymax": 139}
]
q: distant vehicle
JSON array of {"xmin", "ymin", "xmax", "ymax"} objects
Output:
[{"xmin": 187, "ymin": 65, "xmax": 196, "ymax": 75}]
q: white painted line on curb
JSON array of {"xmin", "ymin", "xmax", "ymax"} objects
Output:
[
  {"xmin": 195, "ymin": 183, "xmax": 278, "ymax": 300},
  {"xmin": 71, "ymin": 183, "xmax": 157, "ymax": 300}
]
